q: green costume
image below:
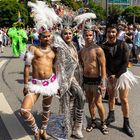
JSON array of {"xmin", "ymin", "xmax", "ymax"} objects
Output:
[{"xmin": 8, "ymin": 22, "xmax": 28, "ymax": 57}]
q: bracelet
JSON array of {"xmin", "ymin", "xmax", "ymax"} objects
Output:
[
  {"xmin": 24, "ymin": 84, "xmax": 28, "ymax": 89},
  {"xmin": 100, "ymin": 79, "xmax": 106, "ymax": 87}
]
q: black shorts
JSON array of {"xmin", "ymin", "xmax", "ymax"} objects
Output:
[{"xmin": 83, "ymin": 76, "xmax": 101, "ymax": 85}]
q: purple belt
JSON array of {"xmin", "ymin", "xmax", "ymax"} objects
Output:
[{"xmin": 31, "ymin": 74, "xmax": 56, "ymax": 86}]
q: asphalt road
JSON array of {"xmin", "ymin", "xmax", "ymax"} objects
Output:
[{"xmin": 0, "ymin": 47, "xmax": 140, "ymax": 140}]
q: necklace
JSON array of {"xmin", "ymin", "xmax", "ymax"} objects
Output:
[
  {"xmin": 39, "ymin": 47, "xmax": 51, "ymax": 53},
  {"xmin": 85, "ymin": 42, "xmax": 94, "ymax": 48}
]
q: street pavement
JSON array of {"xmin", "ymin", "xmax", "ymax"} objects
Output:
[{"xmin": 0, "ymin": 47, "xmax": 140, "ymax": 140}]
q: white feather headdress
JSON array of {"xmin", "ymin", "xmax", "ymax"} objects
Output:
[
  {"xmin": 74, "ymin": 12, "xmax": 96, "ymax": 27},
  {"xmin": 28, "ymin": 1, "xmax": 62, "ymax": 32}
]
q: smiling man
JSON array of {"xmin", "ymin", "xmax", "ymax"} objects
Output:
[{"xmin": 102, "ymin": 24, "xmax": 137, "ymax": 137}]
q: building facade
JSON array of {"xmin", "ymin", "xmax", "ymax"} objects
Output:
[{"xmin": 94, "ymin": 0, "xmax": 140, "ymax": 9}]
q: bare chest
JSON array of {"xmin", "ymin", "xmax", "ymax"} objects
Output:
[
  {"xmin": 82, "ymin": 48, "xmax": 97, "ymax": 62},
  {"xmin": 34, "ymin": 48, "xmax": 55, "ymax": 60}
]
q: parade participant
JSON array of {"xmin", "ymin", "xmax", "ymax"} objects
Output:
[
  {"xmin": 20, "ymin": 1, "xmax": 62, "ymax": 140},
  {"xmin": 133, "ymin": 24, "xmax": 140, "ymax": 63},
  {"xmin": 102, "ymin": 24, "xmax": 137, "ymax": 137},
  {"xmin": 20, "ymin": 31, "xmax": 59, "ymax": 140},
  {"xmin": 7, "ymin": 21, "xmax": 28, "ymax": 57},
  {"xmin": 0, "ymin": 30, "xmax": 4, "ymax": 53},
  {"xmin": 53, "ymin": 16, "xmax": 85, "ymax": 139},
  {"xmin": 73, "ymin": 13, "xmax": 97, "ymax": 50},
  {"xmin": 31, "ymin": 28, "xmax": 40, "ymax": 46},
  {"xmin": 79, "ymin": 22, "xmax": 109, "ymax": 135}
]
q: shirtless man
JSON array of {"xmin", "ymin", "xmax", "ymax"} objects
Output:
[
  {"xmin": 102, "ymin": 24, "xmax": 136, "ymax": 137},
  {"xmin": 79, "ymin": 23, "xmax": 108, "ymax": 135},
  {"xmin": 20, "ymin": 31, "xmax": 59, "ymax": 140}
]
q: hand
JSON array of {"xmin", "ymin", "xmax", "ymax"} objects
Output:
[
  {"xmin": 98, "ymin": 85, "xmax": 106, "ymax": 92},
  {"xmin": 23, "ymin": 87, "xmax": 28, "ymax": 96},
  {"xmin": 109, "ymin": 75, "xmax": 116, "ymax": 82},
  {"xmin": 98, "ymin": 85, "xmax": 106, "ymax": 96}
]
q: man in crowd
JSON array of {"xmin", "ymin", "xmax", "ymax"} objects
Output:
[
  {"xmin": 102, "ymin": 24, "xmax": 137, "ymax": 137},
  {"xmin": 79, "ymin": 23, "xmax": 109, "ymax": 135},
  {"xmin": 0, "ymin": 29, "xmax": 4, "ymax": 53},
  {"xmin": 20, "ymin": 31, "xmax": 59, "ymax": 140}
]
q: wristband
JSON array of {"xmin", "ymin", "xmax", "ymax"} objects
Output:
[{"xmin": 100, "ymin": 79, "xmax": 106, "ymax": 87}]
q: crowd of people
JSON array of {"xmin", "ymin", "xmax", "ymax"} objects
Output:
[
  {"xmin": 1, "ymin": 22, "xmax": 140, "ymax": 64},
  {"xmin": 0, "ymin": 1, "xmax": 139, "ymax": 140}
]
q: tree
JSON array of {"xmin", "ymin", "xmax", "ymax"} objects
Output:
[
  {"xmin": 0, "ymin": 0, "xmax": 28, "ymax": 27},
  {"xmin": 122, "ymin": 6, "xmax": 140, "ymax": 24},
  {"xmin": 61, "ymin": 0, "xmax": 82, "ymax": 10},
  {"xmin": 107, "ymin": 4, "xmax": 123, "ymax": 24},
  {"xmin": 87, "ymin": 0, "xmax": 105, "ymax": 21}
]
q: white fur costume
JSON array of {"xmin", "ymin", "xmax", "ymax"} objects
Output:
[{"xmin": 27, "ymin": 74, "xmax": 59, "ymax": 96}]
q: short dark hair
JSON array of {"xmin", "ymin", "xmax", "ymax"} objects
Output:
[
  {"xmin": 106, "ymin": 24, "xmax": 119, "ymax": 33},
  {"xmin": 39, "ymin": 31, "xmax": 50, "ymax": 39}
]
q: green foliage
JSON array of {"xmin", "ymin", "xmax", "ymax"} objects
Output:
[
  {"xmin": 87, "ymin": 0, "xmax": 105, "ymax": 21},
  {"xmin": 61, "ymin": 0, "xmax": 74, "ymax": 8},
  {"xmin": 0, "ymin": 0, "xmax": 106, "ymax": 27},
  {"xmin": 107, "ymin": 4, "xmax": 123, "ymax": 24},
  {"xmin": 0, "ymin": 0, "xmax": 28, "ymax": 27},
  {"xmin": 61, "ymin": 0, "xmax": 82, "ymax": 10},
  {"xmin": 122, "ymin": 6, "xmax": 140, "ymax": 23},
  {"xmin": 109, "ymin": 4, "xmax": 123, "ymax": 16}
]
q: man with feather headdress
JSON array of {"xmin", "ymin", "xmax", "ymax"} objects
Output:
[
  {"xmin": 78, "ymin": 21, "xmax": 109, "ymax": 135},
  {"xmin": 19, "ymin": 1, "xmax": 61, "ymax": 140}
]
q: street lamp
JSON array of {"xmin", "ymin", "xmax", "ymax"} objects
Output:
[{"xmin": 106, "ymin": 0, "xmax": 108, "ymax": 17}]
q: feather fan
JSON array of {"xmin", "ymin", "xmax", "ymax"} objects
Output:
[
  {"xmin": 28, "ymin": 1, "xmax": 62, "ymax": 31},
  {"xmin": 74, "ymin": 12, "xmax": 96, "ymax": 26}
]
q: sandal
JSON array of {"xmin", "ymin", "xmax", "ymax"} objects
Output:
[
  {"xmin": 100, "ymin": 124, "xmax": 109, "ymax": 135},
  {"xmin": 40, "ymin": 129, "xmax": 51, "ymax": 140},
  {"xmin": 86, "ymin": 119, "xmax": 96, "ymax": 132},
  {"xmin": 34, "ymin": 129, "xmax": 41, "ymax": 140}
]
